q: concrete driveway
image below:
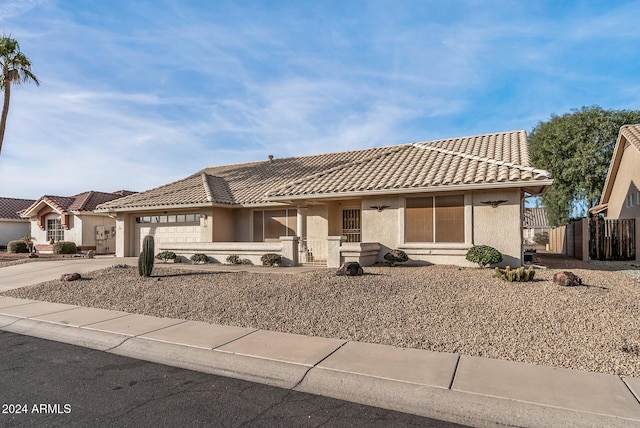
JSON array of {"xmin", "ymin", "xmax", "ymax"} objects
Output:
[{"xmin": 0, "ymin": 257, "xmax": 137, "ymax": 292}]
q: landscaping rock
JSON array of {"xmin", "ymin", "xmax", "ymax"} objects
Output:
[
  {"xmin": 60, "ymin": 273, "xmax": 81, "ymax": 282},
  {"xmin": 337, "ymin": 262, "xmax": 364, "ymax": 276},
  {"xmin": 553, "ymin": 271, "xmax": 583, "ymax": 287},
  {"xmin": 112, "ymin": 264, "xmax": 129, "ymax": 268}
]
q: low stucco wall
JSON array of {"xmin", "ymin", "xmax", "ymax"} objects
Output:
[{"xmin": 159, "ymin": 237, "xmax": 299, "ymax": 266}]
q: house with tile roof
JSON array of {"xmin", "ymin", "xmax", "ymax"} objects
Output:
[
  {"xmin": 97, "ymin": 130, "xmax": 553, "ymax": 267},
  {"xmin": 591, "ymin": 124, "xmax": 640, "ymax": 220},
  {"xmin": 523, "ymin": 207, "xmax": 551, "ymax": 244},
  {"xmin": 21, "ymin": 190, "xmax": 135, "ymax": 254},
  {"xmin": 0, "ymin": 197, "xmax": 37, "ymax": 249}
]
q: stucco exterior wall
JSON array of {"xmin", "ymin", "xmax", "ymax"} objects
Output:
[
  {"xmin": 30, "ymin": 219, "xmax": 47, "ymax": 244},
  {"xmin": 361, "ymin": 195, "xmax": 401, "ymax": 258},
  {"xmin": 80, "ymin": 214, "xmax": 117, "ymax": 253},
  {"xmin": 305, "ymin": 204, "xmax": 329, "ymax": 260},
  {"xmin": 606, "ymin": 144, "xmax": 640, "ymax": 219},
  {"xmin": 0, "ymin": 220, "xmax": 30, "ymax": 247},
  {"xmin": 472, "ymin": 188, "xmax": 522, "ymax": 267}
]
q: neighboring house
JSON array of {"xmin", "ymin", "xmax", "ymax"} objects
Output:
[
  {"xmin": 592, "ymin": 124, "xmax": 640, "ymax": 219},
  {"xmin": 97, "ymin": 130, "xmax": 553, "ymax": 267},
  {"xmin": 21, "ymin": 191, "xmax": 135, "ymax": 254},
  {"xmin": 523, "ymin": 207, "xmax": 551, "ymax": 244},
  {"xmin": 0, "ymin": 197, "xmax": 36, "ymax": 249}
]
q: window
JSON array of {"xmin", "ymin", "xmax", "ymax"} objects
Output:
[
  {"xmin": 46, "ymin": 218, "xmax": 64, "ymax": 242},
  {"xmin": 405, "ymin": 195, "xmax": 464, "ymax": 243},
  {"xmin": 253, "ymin": 209, "xmax": 297, "ymax": 241},
  {"xmin": 626, "ymin": 194, "xmax": 634, "ymax": 208},
  {"xmin": 136, "ymin": 214, "xmax": 201, "ymax": 224}
]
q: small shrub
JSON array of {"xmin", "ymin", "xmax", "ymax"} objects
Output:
[
  {"xmin": 466, "ymin": 245, "xmax": 502, "ymax": 268},
  {"xmin": 533, "ymin": 232, "xmax": 549, "ymax": 246},
  {"xmin": 260, "ymin": 253, "xmax": 282, "ymax": 266},
  {"xmin": 495, "ymin": 266, "xmax": 536, "ymax": 282},
  {"xmin": 7, "ymin": 240, "xmax": 29, "ymax": 253},
  {"xmin": 155, "ymin": 251, "xmax": 177, "ymax": 263},
  {"xmin": 53, "ymin": 241, "xmax": 77, "ymax": 255},
  {"xmin": 190, "ymin": 253, "xmax": 209, "ymax": 264},
  {"xmin": 226, "ymin": 254, "xmax": 241, "ymax": 265},
  {"xmin": 383, "ymin": 249, "xmax": 409, "ymax": 265}
]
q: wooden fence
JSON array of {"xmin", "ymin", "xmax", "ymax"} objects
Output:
[
  {"xmin": 589, "ymin": 217, "xmax": 636, "ymax": 261},
  {"xmin": 548, "ymin": 219, "xmax": 588, "ymax": 260},
  {"xmin": 548, "ymin": 217, "xmax": 639, "ymax": 261}
]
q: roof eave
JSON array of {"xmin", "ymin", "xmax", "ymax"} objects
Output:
[
  {"xmin": 95, "ymin": 201, "xmax": 240, "ymax": 213},
  {"xmin": 265, "ymin": 179, "xmax": 555, "ymax": 202}
]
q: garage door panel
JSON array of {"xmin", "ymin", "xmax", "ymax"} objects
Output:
[{"xmin": 135, "ymin": 224, "xmax": 201, "ymax": 256}]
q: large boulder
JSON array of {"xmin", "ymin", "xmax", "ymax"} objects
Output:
[
  {"xmin": 60, "ymin": 273, "xmax": 81, "ymax": 282},
  {"xmin": 337, "ymin": 262, "xmax": 364, "ymax": 276},
  {"xmin": 553, "ymin": 271, "xmax": 583, "ymax": 287}
]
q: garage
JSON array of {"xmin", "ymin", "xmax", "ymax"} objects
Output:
[{"xmin": 134, "ymin": 214, "xmax": 202, "ymax": 256}]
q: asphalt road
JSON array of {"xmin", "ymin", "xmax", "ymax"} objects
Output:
[{"xmin": 0, "ymin": 332, "xmax": 468, "ymax": 427}]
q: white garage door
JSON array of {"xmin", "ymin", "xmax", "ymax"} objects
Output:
[{"xmin": 135, "ymin": 224, "xmax": 201, "ymax": 256}]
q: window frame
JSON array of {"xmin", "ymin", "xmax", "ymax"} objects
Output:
[
  {"xmin": 252, "ymin": 208, "xmax": 297, "ymax": 242},
  {"xmin": 404, "ymin": 194, "xmax": 465, "ymax": 244},
  {"xmin": 46, "ymin": 217, "xmax": 64, "ymax": 242}
]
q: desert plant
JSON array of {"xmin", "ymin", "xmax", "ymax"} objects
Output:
[
  {"xmin": 466, "ymin": 245, "xmax": 503, "ymax": 268},
  {"xmin": 138, "ymin": 235, "xmax": 154, "ymax": 277},
  {"xmin": 495, "ymin": 266, "xmax": 536, "ymax": 282},
  {"xmin": 21, "ymin": 235, "xmax": 35, "ymax": 252},
  {"xmin": 226, "ymin": 254, "xmax": 241, "ymax": 265},
  {"xmin": 155, "ymin": 251, "xmax": 177, "ymax": 263},
  {"xmin": 260, "ymin": 253, "xmax": 282, "ymax": 266},
  {"xmin": 383, "ymin": 249, "xmax": 409, "ymax": 265},
  {"xmin": 533, "ymin": 232, "xmax": 549, "ymax": 246},
  {"xmin": 52, "ymin": 241, "xmax": 77, "ymax": 254},
  {"xmin": 7, "ymin": 239, "xmax": 28, "ymax": 253},
  {"xmin": 191, "ymin": 253, "xmax": 210, "ymax": 264}
]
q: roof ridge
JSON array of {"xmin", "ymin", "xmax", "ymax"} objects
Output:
[
  {"xmin": 264, "ymin": 146, "xmax": 409, "ymax": 197},
  {"xmin": 201, "ymin": 173, "xmax": 214, "ymax": 202},
  {"xmin": 411, "ymin": 143, "xmax": 549, "ymax": 176}
]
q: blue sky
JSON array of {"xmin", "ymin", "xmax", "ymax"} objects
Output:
[{"xmin": 1, "ymin": 0, "xmax": 639, "ymax": 199}]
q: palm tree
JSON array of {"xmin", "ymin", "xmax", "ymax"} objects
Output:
[{"xmin": 0, "ymin": 36, "xmax": 39, "ymax": 158}]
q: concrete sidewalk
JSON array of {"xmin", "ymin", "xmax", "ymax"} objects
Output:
[{"xmin": 0, "ymin": 296, "xmax": 639, "ymax": 427}]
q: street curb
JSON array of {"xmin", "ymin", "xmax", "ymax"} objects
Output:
[{"xmin": 1, "ymin": 310, "xmax": 640, "ymax": 428}]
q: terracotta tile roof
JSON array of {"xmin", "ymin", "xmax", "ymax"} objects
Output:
[
  {"xmin": 23, "ymin": 191, "xmax": 135, "ymax": 216},
  {"xmin": 97, "ymin": 130, "xmax": 552, "ymax": 211},
  {"xmin": 621, "ymin": 124, "xmax": 640, "ymax": 151},
  {"xmin": 0, "ymin": 197, "xmax": 36, "ymax": 220},
  {"xmin": 523, "ymin": 208, "xmax": 550, "ymax": 228}
]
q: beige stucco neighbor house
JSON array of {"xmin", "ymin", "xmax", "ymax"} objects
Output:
[
  {"xmin": 0, "ymin": 197, "xmax": 36, "ymax": 249},
  {"xmin": 523, "ymin": 207, "xmax": 551, "ymax": 244},
  {"xmin": 97, "ymin": 130, "xmax": 553, "ymax": 267},
  {"xmin": 592, "ymin": 124, "xmax": 640, "ymax": 219},
  {"xmin": 21, "ymin": 191, "xmax": 134, "ymax": 254}
]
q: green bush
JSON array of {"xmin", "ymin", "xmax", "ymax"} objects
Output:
[
  {"xmin": 495, "ymin": 266, "xmax": 536, "ymax": 282},
  {"xmin": 155, "ymin": 251, "xmax": 177, "ymax": 263},
  {"xmin": 190, "ymin": 253, "xmax": 209, "ymax": 264},
  {"xmin": 383, "ymin": 249, "xmax": 409, "ymax": 265},
  {"xmin": 466, "ymin": 245, "xmax": 503, "ymax": 268},
  {"xmin": 226, "ymin": 254, "xmax": 241, "ymax": 265},
  {"xmin": 7, "ymin": 240, "xmax": 29, "ymax": 253},
  {"xmin": 260, "ymin": 253, "xmax": 282, "ymax": 266},
  {"xmin": 53, "ymin": 241, "xmax": 77, "ymax": 254},
  {"xmin": 533, "ymin": 232, "xmax": 549, "ymax": 246}
]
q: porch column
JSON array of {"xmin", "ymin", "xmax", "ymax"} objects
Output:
[
  {"xmin": 636, "ymin": 217, "xmax": 640, "ymax": 262},
  {"xmin": 115, "ymin": 215, "xmax": 126, "ymax": 257},
  {"xmin": 297, "ymin": 206, "xmax": 308, "ymax": 261}
]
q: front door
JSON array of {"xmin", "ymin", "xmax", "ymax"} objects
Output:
[{"xmin": 342, "ymin": 209, "xmax": 361, "ymax": 242}]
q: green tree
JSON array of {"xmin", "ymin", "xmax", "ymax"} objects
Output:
[
  {"xmin": 529, "ymin": 106, "xmax": 640, "ymax": 226},
  {"xmin": 0, "ymin": 36, "xmax": 39, "ymax": 158}
]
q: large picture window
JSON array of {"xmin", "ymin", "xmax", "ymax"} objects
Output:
[
  {"xmin": 405, "ymin": 195, "xmax": 464, "ymax": 243},
  {"xmin": 253, "ymin": 209, "xmax": 297, "ymax": 241},
  {"xmin": 46, "ymin": 218, "xmax": 64, "ymax": 242}
]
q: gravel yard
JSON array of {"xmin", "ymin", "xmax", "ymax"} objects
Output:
[{"xmin": 3, "ymin": 263, "xmax": 640, "ymax": 377}]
